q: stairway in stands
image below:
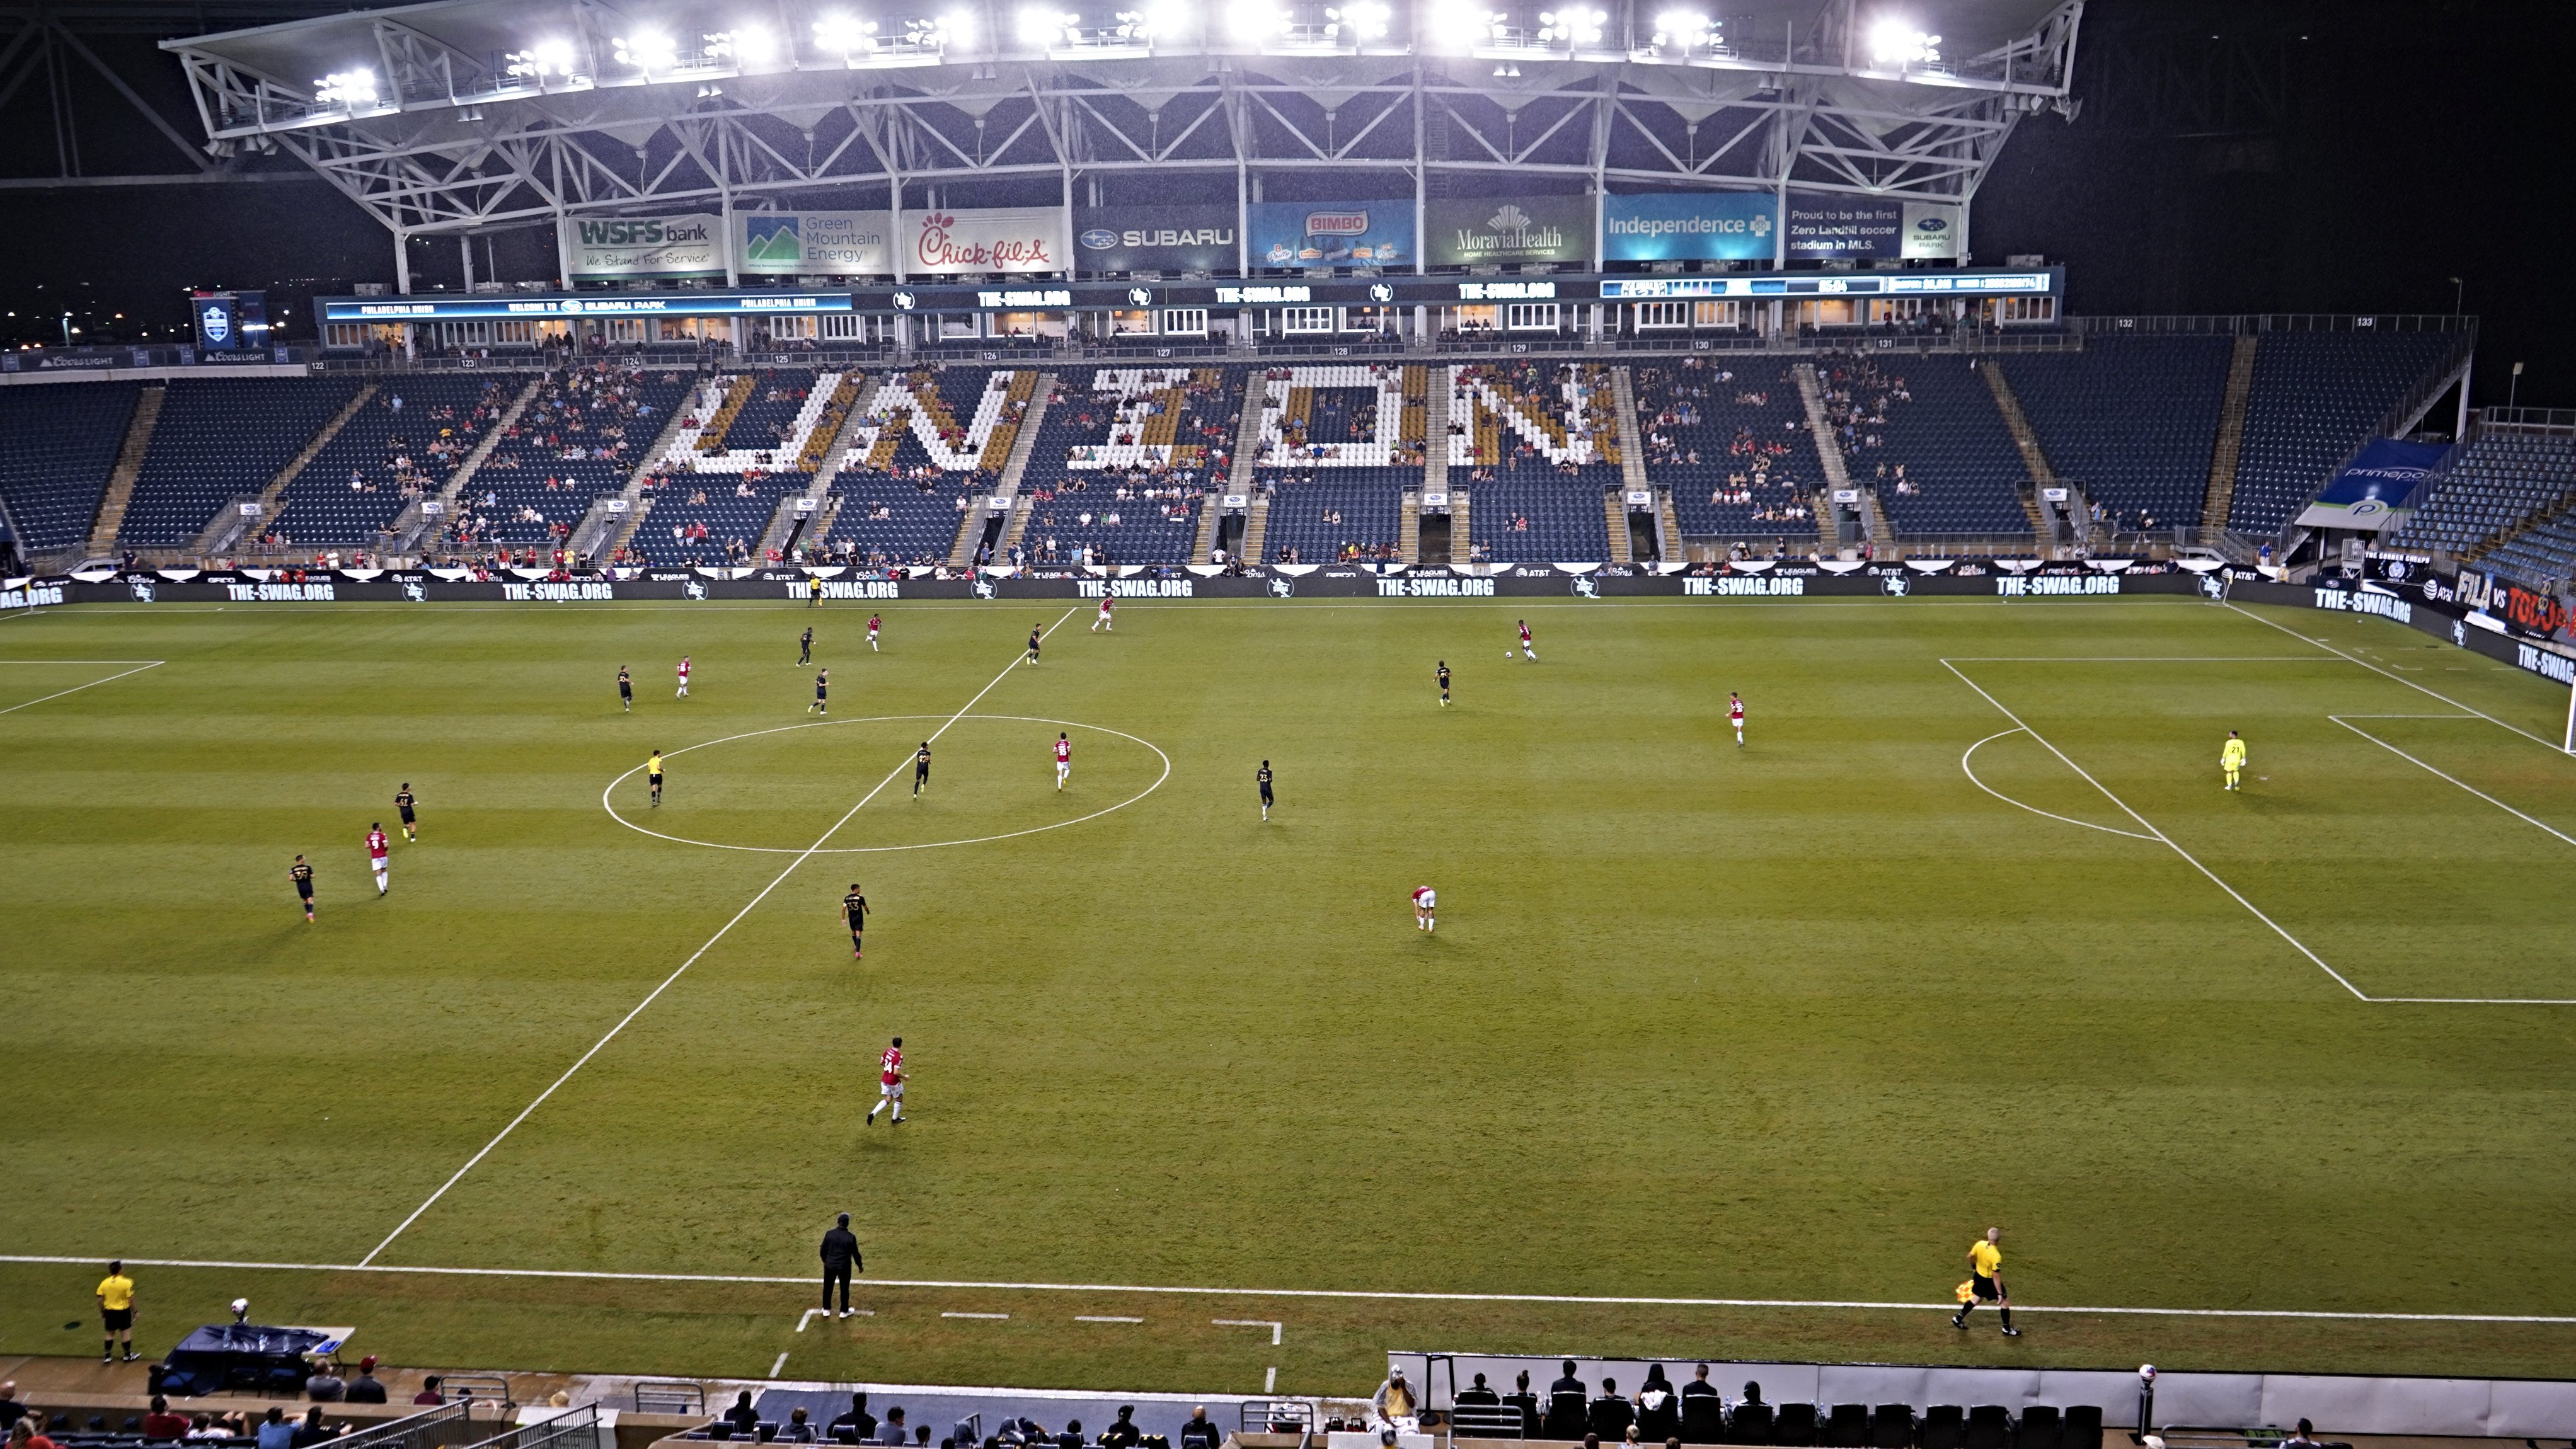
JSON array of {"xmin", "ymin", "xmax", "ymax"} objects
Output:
[
  {"xmin": 83, "ymin": 384, "xmax": 166, "ymax": 559},
  {"xmin": 760, "ymin": 370, "xmax": 871, "ymax": 560},
  {"xmin": 950, "ymin": 371, "xmax": 1053, "ymax": 566},
  {"xmin": 2202, "ymin": 336, "xmax": 2260, "ymax": 535},
  {"xmin": 236, "ymin": 385, "xmax": 378, "ymax": 550},
  {"xmin": 1980, "ymin": 359, "xmax": 2059, "ymax": 539},
  {"xmin": 406, "ymin": 374, "xmax": 543, "ymax": 555},
  {"xmin": 1792, "ymin": 364, "xmax": 1850, "ymax": 554}
]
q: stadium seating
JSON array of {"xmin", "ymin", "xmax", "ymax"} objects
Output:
[
  {"xmin": 2229, "ymin": 331, "xmax": 2458, "ymax": 534},
  {"xmin": 440, "ymin": 369, "xmax": 690, "ymax": 556},
  {"xmin": 822, "ymin": 486, "xmax": 974, "ymax": 567},
  {"xmin": 710, "ymin": 369, "xmax": 820, "ymax": 455},
  {"xmin": 0, "ymin": 380, "xmax": 141, "ymax": 553},
  {"xmin": 648, "ymin": 469, "xmax": 810, "ymax": 564},
  {"xmin": 118, "ymin": 377, "xmax": 362, "ymax": 546},
  {"xmin": 1013, "ymin": 367, "xmax": 1245, "ymax": 565},
  {"xmin": 1632, "ymin": 360, "xmax": 1823, "ymax": 540},
  {"xmin": 277, "ymin": 374, "xmax": 522, "ymax": 546},
  {"xmin": 1844, "ymin": 356, "xmax": 2031, "ymax": 536},
  {"xmin": 1466, "ymin": 472, "xmax": 1614, "ymax": 561},
  {"xmin": 1262, "ymin": 466, "xmax": 1409, "ymax": 563},
  {"xmin": 2394, "ymin": 431, "xmax": 2576, "ymax": 558},
  {"xmin": 1998, "ymin": 336, "xmax": 2232, "ymax": 529}
]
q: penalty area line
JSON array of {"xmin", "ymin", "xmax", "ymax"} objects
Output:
[
  {"xmin": 0, "ymin": 660, "xmax": 162, "ymax": 716},
  {"xmin": 0, "ymin": 1255, "xmax": 2568, "ymax": 1325},
  {"xmin": 354, "ymin": 609, "xmax": 1079, "ymax": 1268}
]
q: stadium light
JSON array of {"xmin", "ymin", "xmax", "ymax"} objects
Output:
[
  {"xmin": 1016, "ymin": 7, "xmax": 1078, "ymax": 46},
  {"xmin": 1425, "ymin": 0, "xmax": 1505, "ymax": 47},
  {"xmin": 314, "ymin": 69, "xmax": 378, "ymax": 106},
  {"xmin": 1652, "ymin": 9, "xmax": 1711, "ymax": 49},
  {"xmin": 813, "ymin": 13, "xmax": 879, "ymax": 56},
  {"xmin": 1867, "ymin": 18, "xmax": 1941, "ymax": 65},
  {"xmin": 1124, "ymin": 0, "xmax": 1195, "ymax": 40},
  {"xmin": 1325, "ymin": 3, "xmax": 1392, "ymax": 40},
  {"xmin": 612, "ymin": 30, "xmax": 681, "ymax": 70},
  {"xmin": 1537, "ymin": 8, "xmax": 1605, "ymax": 45},
  {"xmin": 1225, "ymin": 1, "xmax": 1287, "ymax": 42},
  {"xmin": 705, "ymin": 25, "xmax": 779, "ymax": 65},
  {"xmin": 505, "ymin": 40, "xmax": 577, "ymax": 79}
]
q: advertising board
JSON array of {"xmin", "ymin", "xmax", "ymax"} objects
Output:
[
  {"xmin": 1072, "ymin": 205, "xmax": 1240, "ymax": 274},
  {"xmin": 902, "ymin": 208, "xmax": 1065, "ymax": 276},
  {"xmin": 1248, "ymin": 200, "xmax": 1412, "ymax": 269},
  {"xmin": 1426, "ymin": 195, "xmax": 1591, "ymax": 266},
  {"xmin": 1602, "ymin": 192, "xmax": 1778, "ymax": 261},
  {"xmin": 560, "ymin": 214, "xmax": 727, "ymax": 280},
  {"xmin": 735, "ymin": 211, "xmax": 893, "ymax": 275}
]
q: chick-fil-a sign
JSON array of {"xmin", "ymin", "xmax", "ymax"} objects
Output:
[{"xmin": 903, "ymin": 208, "xmax": 1061, "ymax": 275}]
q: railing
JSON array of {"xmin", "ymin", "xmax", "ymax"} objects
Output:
[
  {"xmin": 331, "ymin": 1402, "xmax": 490, "ymax": 1449},
  {"xmin": 631, "ymin": 1383, "xmax": 706, "ymax": 1416},
  {"xmin": 2074, "ymin": 312, "xmax": 2477, "ymax": 335},
  {"xmin": 2474, "ymin": 406, "xmax": 2576, "ymax": 439},
  {"xmin": 455, "ymin": 1404, "xmax": 597, "ymax": 1449}
]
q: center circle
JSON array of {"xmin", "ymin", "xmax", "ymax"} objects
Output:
[{"xmin": 601, "ymin": 714, "xmax": 1171, "ymax": 854}]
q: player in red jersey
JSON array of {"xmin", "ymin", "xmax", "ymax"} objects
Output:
[
  {"xmin": 866, "ymin": 1036, "xmax": 907, "ymax": 1125},
  {"xmin": 867, "ymin": 614, "xmax": 882, "ymax": 651},
  {"xmin": 1517, "ymin": 619, "xmax": 1537, "ymax": 661},
  {"xmin": 1728, "ymin": 692, "xmax": 1744, "ymax": 747},
  {"xmin": 367, "ymin": 823, "xmax": 391, "ymax": 896},
  {"xmin": 1412, "ymin": 885, "xmax": 1437, "ymax": 933},
  {"xmin": 676, "ymin": 655, "xmax": 693, "ymax": 698},
  {"xmin": 1054, "ymin": 732, "xmax": 1072, "ymax": 790},
  {"xmin": 1091, "ymin": 595, "xmax": 1114, "ymax": 633}
]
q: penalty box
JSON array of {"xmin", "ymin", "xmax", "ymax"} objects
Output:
[{"xmin": 1948, "ymin": 653, "xmax": 2576, "ymax": 1005}]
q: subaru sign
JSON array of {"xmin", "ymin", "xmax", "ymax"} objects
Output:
[{"xmin": 1072, "ymin": 205, "xmax": 1240, "ymax": 274}]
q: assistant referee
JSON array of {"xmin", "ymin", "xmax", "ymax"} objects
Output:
[{"xmin": 1951, "ymin": 1227, "xmax": 2018, "ymax": 1336}]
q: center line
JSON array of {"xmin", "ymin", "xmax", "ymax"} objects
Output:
[{"xmin": 358, "ymin": 610, "xmax": 1078, "ymax": 1267}]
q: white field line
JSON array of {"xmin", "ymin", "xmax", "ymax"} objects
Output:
[
  {"xmin": 0, "ymin": 1254, "xmax": 2568, "ymax": 1324},
  {"xmin": 1214, "ymin": 1319, "xmax": 1283, "ymax": 1346},
  {"xmin": 1941, "ymin": 658, "xmax": 2371, "ymax": 1002},
  {"xmin": 356, "ymin": 609, "xmax": 1079, "ymax": 1267},
  {"xmin": 2329, "ymin": 716, "xmax": 2576, "ymax": 849},
  {"xmin": 0, "ymin": 660, "xmax": 161, "ymax": 715},
  {"xmin": 1959, "ymin": 729, "xmax": 2156, "ymax": 840},
  {"xmin": 1076, "ymin": 1315, "xmax": 1144, "ymax": 1323},
  {"xmin": 600, "ymin": 714, "xmax": 1171, "ymax": 856},
  {"xmin": 1945, "ymin": 661, "xmax": 2576, "ymax": 1007},
  {"xmin": 2224, "ymin": 601, "xmax": 2564, "ymax": 750}
]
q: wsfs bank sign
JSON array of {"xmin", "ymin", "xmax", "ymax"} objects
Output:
[{"xmin": 562, "ymin": 214, "xmax": 726, "ymax": 281}]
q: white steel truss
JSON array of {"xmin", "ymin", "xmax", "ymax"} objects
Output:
[{"xmin": 159, "ymin": 0, "xmax": 2083, "ymax": 244}]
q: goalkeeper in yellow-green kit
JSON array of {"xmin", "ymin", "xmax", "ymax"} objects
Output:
[{"xmin": 2221, "ymin": 730, "xmax": 2246, "ymax": 791}]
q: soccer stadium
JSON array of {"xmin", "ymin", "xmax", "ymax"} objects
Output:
[{"xmin": 2, "ymin": 3, "xmax": 2573, "ymax": 1449}]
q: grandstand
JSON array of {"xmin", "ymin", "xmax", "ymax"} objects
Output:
[
  {"xmin": 117, "ymin": 377, "xmax": 360, "ymax": 549},
  {"xmin": 1254, "ymin": 364, "xmax": 1426, "ymax": 564},
  {"xmin": 273, "ymin": 375, "xmax": 521, "ymax": 548},
  {"xmin": 1998, "ymin": 338, "xmax": 2231, "ymax": 532},
  {"xmin": 0, "ymin": 381, "xmax": 141, "ymax": 556},
  {"xmin": 1016, "ymin": 367, "xmax": 1242, "ymax": 566}
]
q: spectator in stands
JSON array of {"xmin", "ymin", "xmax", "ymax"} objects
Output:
[
  {"xmin": 1545, "ymin": 1364, "xmax": 1588, "ymax": 1440},
  {"xmin": 0, "ymin": 1385, "xmax": 22, "ymax": 1432},
  {"xmin": 1099, "ymin": 1408, "xmax": 1141, "ymax": 1449},
  {"xmin": 874, "ymin": 1409, "xmax": 907, "ymax": 1447},
  {"xmin": 1504, "ymin": 1373, "xmax": 1540, "ymax": 1439},
  {"xmin": 724, "ymin": 1395, "xmax": 764, "ymax": 1436},
  {"xmin": 253, "ymin": 1410, "xmax": 296, "ymax": 1449},
  {"xmin": 1178, "ymin": 1409, "xmax": 1219, "ymax": 1449},
  {"xmin": 1054, "ymin": 1423, "xmax": 1083, "ymax": 1449},
  {"xmin": 1372, "ymin": 1370, "xmax": 1420, "ymax": 1429},
  {"xmin": 829, "ymin": 1395, "xmax": 877, "ymax": 1443},
  {"xmin": 1635, "ymin": 1368, "xmax": 1679, "ymax": 1441},
  {"xmin": 144, "ymin": 1397, "xmax": 191, "ymax": 1441},
  {"xmin": 345, "ymin": 1360, "xmax": 386, "ymax": 1405},
  {"xmin": 1589, "ymin": 1381, "xmax": 1633, "ymax": 1440},
  {"xmin": 292, "ymin": 1407, "xmax": 336, "ymax": 1448},
  {"xmin": 11, "ymin": 1416, "xmax": 59, "ymax": 1449},
  {"xmin": 2280, "ymin": 1421, "xmax": 2321, "ymax": 1449},
  {"xmin": 1456, "ymin": 1375, "xmax": 1500, "ymax": 1412},
  {"xmin": 783, "ymin": 1411, "xmax": 816, "ymax": 1443},
  {"xmin": 187, "ymin": 1416, "xmax": 228, "ymax": 1440},
  {"xmin": 413, "ymin": 1378, "xmax": 444, "ymax": 1407},
  {"xmin": 1680, "ymin": 1367, "xmax": 1718, "ymax": 1410},
  {"xmin": 305, "ymin": 1363, "xmax": 346, "ymax": 1403}
]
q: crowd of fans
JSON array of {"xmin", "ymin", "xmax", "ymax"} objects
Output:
[{"xmin": 696, "ymin": 1395, "xmax": 1219, "ymax": 1449}]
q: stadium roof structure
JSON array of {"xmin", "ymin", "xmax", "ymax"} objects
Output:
[{"xmin": 159, "ymin": 0, "xmax": 2083, "ymax": 247}]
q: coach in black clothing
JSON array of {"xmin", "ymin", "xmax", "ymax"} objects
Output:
[{"xmin": 822, "ymin": 1213, "xmax": 862, "ymax": 1316}]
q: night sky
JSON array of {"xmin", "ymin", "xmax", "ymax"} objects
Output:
[{"xmin": 0, "ymin": 0, "xmax": 2565, "ymax": 411}]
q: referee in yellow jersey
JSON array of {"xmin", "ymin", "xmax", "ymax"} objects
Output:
[{"xmin": 1952, "ymin": 1227, "xmax": 2018, "ymax": 1336}]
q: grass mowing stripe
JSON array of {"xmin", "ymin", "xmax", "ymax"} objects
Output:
[
  {"xmin": 355, "ymin": 609, "xmax": 1079, "ymax": 1267},
  {"xmin": 2328, "ymin": 716, "xmax": 2576, "ymax": 847},
  {"xmin": 1941, "ymin": 657, "xmax": 2373, "ymax": 1002},
  {"xmin": 0, "ymin": 660, "xmax": 162, "ymax": 715},
  {"xmin": 2225, "ymin": 600, "xmax": 2570, "ymax": 751},
  {"xmin": 3, "ymin": 1254, "xmax": 2573, "ymax": 1324}
]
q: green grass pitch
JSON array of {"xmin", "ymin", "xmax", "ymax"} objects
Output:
[{"xmin": 3, "ymin": 595, "xmax": 2573, "ymax": 1390}]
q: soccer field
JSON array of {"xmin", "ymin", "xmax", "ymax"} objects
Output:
[{"xmin": 3, "ymin": 594, "xmax": 2573, "ymax": 1389}]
